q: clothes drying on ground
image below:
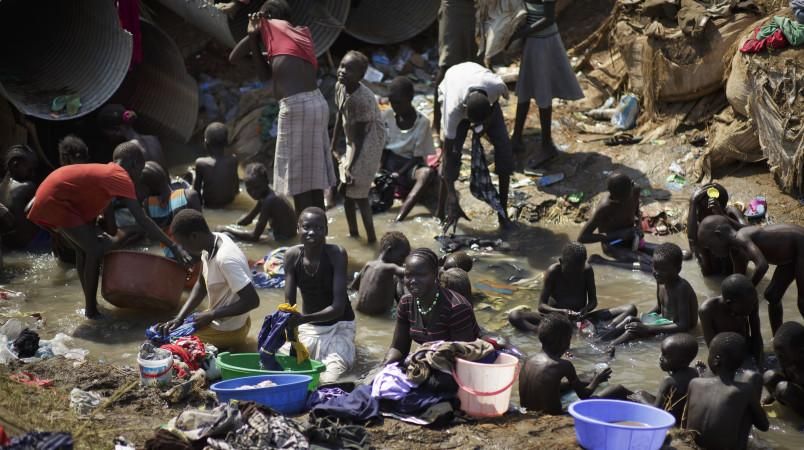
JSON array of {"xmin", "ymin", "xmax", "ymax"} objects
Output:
[
  {"xmin": 310, "ymin": 385, "xmax": 380, "ymax": 424},
  {"xmin": 758, "ymin": 16, "xmax": 804, "ymax": 46},
  {"xmin": 381, "ymin": 400, "xmax": 457, "ymax": 427},
  {"xmin": 306, "ymin": 387, "xmax": 349, "ymax": 410},
  {"xmin": 169, "ymin": 403, "xmax": 243, "ymax": 442},
  {"xmin": 404, "ymin": 338, "xmax": 495, "ymax": 384},
  {"xmin": 371, "ymin": 362, "xmax": 419, "ymax": 400},
  {"xmin": 741, "ymin": 27, "xmax": 788, "ymax": 53},
  {"xmin": 2, "ymin": 432, "xmax": 73, "ymax": 450},
  {"xmin": 305, "ymin": 416, "xmax": 371, "ymax": 450},
  {"xmin": 206, "ymin": 401, "xmax": 309, "ymax": 450},
  {"xmin": 145, "ymin": 314, "xmax": 197, "ymax": 345},
  {"xmin": 257, "ymin": 303, "xmax": 310, "ymax": 371}
]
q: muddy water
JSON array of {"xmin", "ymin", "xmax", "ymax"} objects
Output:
[{"xmin": 1, "ymin": 188, "xmax": 803, "ymax": 448}]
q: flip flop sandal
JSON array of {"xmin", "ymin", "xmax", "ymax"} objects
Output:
[{"xmin": 605, "ymin": 134, "xmax": 642, "ymax": 146}]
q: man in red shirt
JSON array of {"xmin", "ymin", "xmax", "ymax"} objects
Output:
[{"xmin": 27, "ymin": 141, "xmax": 191, "ymax": 319}]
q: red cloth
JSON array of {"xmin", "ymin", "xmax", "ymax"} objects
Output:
[
  {"xmin": 161, "ymin": 336, "xmax": 206, "ymax": 378},
  {"xmin": 27, "ymin": 163, "xmax": 137, "ymax": 229},
  {"xmin": 260, "ymin": 19, "xmax": 318, "ymax": 69},
  {"xmin": 0, "ymin": 425, "xmax": 8, "ymax": 446},
  {"xmin": 117, "ymin": 0, "xmax": 143, "ymax": 67},
  {"xmin": 740, "ymin": 28, "xmax": 788, "ymax": 53}
]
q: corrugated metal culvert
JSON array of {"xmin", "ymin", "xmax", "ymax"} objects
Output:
[
  {"xmin": 345, "ymin": 0, "xmax": 440, "ymax": 44},
  {"xmin": 0, "ymin": 0, "xmax": 133, "ymax": 121}
]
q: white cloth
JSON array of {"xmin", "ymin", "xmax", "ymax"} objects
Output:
[
  {"xmin": 202, "ymin": 233, "xmax": 253, "ymax": 332},
  {"xmin": 383, "ymin": 109, "xmax": 436, "ymax": 159},
  {"xmin": 281, "ymin": 320, "xmax": 356, "ymax": 384},
  {"xmin": 439, "ymin": 62, "xmax": 509, "ymax": 140}
]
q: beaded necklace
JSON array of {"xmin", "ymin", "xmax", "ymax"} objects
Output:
[{"xmin": 416, "ymin": 290, "xmax": 440, "ymax": 316}]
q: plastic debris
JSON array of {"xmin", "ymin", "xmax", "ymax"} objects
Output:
[
  {"xmin": 9, "ymin": 371, "xmax": 53, "ymax": 388},
  {"xmin": 363, "ymin": 66, "xmax": 384, "ymax": 83},
  {"xmin": 665, "ymin": 174, "xmax": 687, "ymax": 191},
  {"xmin": 46, "ymin": 333, "xmax": 88, "ymax": 362},
  {"xmin": 611, "ymin": 94, "xmax": 639, "ymax": 130},
  {"xmin": 538, "ymin": 173, "xmax": 565, "ymax": 187},
  {"xmin": 114, "ymin": 436, "xmax": 136, "ymax": 450},
  {"xmin": 0, "ymin": 288, "xmax": 25, "ymax": 301},
  {"xmin": 70, "ymin": 388, "xmax": 102, "ymax": 417}
]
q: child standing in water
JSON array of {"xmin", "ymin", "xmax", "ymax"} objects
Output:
[
  {"xmin": 686, "ymin": 332, "xmax": 769, "ymax": 450},
  {"xmin": 509, "ymin": 0, "xmax": 584, "ymax": 167},
  {"xmin": 519, "ymin": 313, "xmax": 631, "ymax": 414},
  {"xmin": 193, "ymin": 122, "xmax": 239, "ymax": 208},
  {"xmin": 332, "ymin": 50, "xmax": 386, "ymax": 243}
]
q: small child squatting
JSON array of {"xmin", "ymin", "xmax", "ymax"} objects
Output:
[
  {"xmin": 351, "ymin": 231, "xmax": 410, "ymax": 316},
  {"xmin": 519, "ymin": 313, "xmax": 632, "ymax": 415}
]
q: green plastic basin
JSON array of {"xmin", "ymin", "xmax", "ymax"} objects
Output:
[{"xmin": 216, "ymin": 352, "xmax": 326, "ymax": 391}]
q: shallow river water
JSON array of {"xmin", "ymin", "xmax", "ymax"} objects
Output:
[{"xmin": 2, "ymin": 183, "xmax": 803, "ymax": 448}]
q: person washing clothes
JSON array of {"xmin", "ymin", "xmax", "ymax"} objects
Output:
[
  {"xmin": 282, "ymin": 207, "xmax": 355, "ymax": 383},
  {"xmin": 230, "ymin": 0, "xmax": 336, "ymax": 214},
  {"xmin": 27, "ymin": 142, "xmax": 192, "ymax": 319},
  {"xmin": 332, "ymin": 50, "xmax": 386, "ymax": 243},
  {"xmin": 156, "ymin": 210, "xmax": 260, "ymax": 350},
  {"xmin": 509, "ymin": 0, "xmax": 584, "ymax": 167}
]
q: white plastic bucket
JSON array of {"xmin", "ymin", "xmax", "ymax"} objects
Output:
[
  {"xmin": 138, "ymin": 350, "xmax": 173, "ymax": 387},
  {"xmin": 453, "ymin": 352, "xmax": 520, "ymax": 417}
]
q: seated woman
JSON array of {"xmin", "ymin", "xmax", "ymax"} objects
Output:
[
  {"xmin": 383, "ymin": 248, "xmax": 480, "ymax": 365},
  {"xmin": 382, "ymin": 77, "xmax": 438, "ymax": 222},
  {"xmin": 0, "ymin": 144, "xmax": 42, "ymax": 250},
  {"xmin": 687, "ymin": 182, "xmax": 748, "ymax": 275}
]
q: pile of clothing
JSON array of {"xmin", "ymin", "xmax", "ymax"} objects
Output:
[
  {"xmin": 1, "ymin": 431, "xmax": 73, "ymax": 450},
  {"xmin": 160, "ymin": 336, "xmax": 211, "ymax": 379},
  {"xmin": 252, "ymin": 248, "xmax": 287, "ymax": 289},
  {"xmin": 741, "ymin": 15, "xmax": 804, "ymax": 53},
  {"xmin": 309, "ymin": 339, "xmax": 497, "ymax": 427}
]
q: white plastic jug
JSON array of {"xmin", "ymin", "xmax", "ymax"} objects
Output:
[{"xmin": 453, "ymin": 352, "xmax": 520, "ymax": 417}]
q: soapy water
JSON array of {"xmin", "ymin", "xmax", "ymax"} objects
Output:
[{"xmin": 0, "ymin": 188, "xmax": 802, "ymax": 448}]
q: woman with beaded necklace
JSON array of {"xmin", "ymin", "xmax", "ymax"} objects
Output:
[{"xmin": 384, "ymin": 248, "xmax": 480, "ymax": 364}]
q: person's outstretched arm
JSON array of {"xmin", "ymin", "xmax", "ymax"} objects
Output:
[{"xmin": 121, "ymin": 197, "xmax": 191, "ymax": 265}]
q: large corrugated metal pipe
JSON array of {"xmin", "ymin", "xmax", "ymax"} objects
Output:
[
  {"xmin": 345, "ymin": 0, "xmax": 439, "ymax": 44},
  {"xmin": 155, "ymin": 0, "xmax": 348, "ymax": 56},
  {"xmin": 112, "ymin": 21, "xmax": 199, "ymax": 143},
  {"xmin": 0, "ymin": 0, "xmax": 133, "ymax": 121}
]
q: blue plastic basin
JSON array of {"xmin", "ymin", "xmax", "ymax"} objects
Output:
[
  {"xmin": 568, "ymin": 399, "xmax": 675, "ymax": 450},
  {"xmin": 210, "ymin": 374, "xmax": 312, "ymax": 415}
]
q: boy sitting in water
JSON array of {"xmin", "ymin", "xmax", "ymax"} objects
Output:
[
  {"xmin": 763, "ymin": 321, "xmax": 804, "ymax": 416},
  {"xmin": 636, "ymin": 333, "xmax": 699, "ymax": 426},
  {"xmin": 351, "ymin": 231, "xmax": 410, "ymax": 316},
  {"xmin": 194, "ymin": 122, "xmax": 240, "ymax": 208},
  {"xmin": 578, "ymin": 172, "xmax": 658, "ymax": 272},
  {"xmin": 699, "ymin": 274, "xmax": 764, "ymax": 367},
  {"xmin": 440, "ymin": 267, "xmax": 473, "ymax": 301},
  {"xmin": 610, "ymin": 243, "xmax": 698, "ymax": 346},
  {"xmin": 218, "ymin": 163, "xmax": 297, "ymax": 242},
  {"xmin": 697, "ymin": 215, "xmax": 804, "ymax": 335},
  {"xmin": 509, "ymin": 242, "xmax": 637, "ymax": 338},
  {"xmin": 519, "ymin": 313, "xmax": 632, "ymax": 414},
  {"xmin": 686, "ymin": 332, "xmax": 769, "ymax": 450}
]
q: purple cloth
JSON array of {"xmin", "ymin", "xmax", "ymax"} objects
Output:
[
  {"xmin": 310, "ymin": 385, "xmax": 380, "ymax": 424},
  {"xmin": 306, "ymin": 387, "xmax": 348, "ymax": 410},
  {"xmin": 257, "ymin": 309, "xmax": 295, "ymax": 370},
  {"xmin": 371, "ymin": 363, "xmax": 418, "ymax": 400}
]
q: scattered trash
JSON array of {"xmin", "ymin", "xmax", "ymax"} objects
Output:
[
  {"xmin": 745, "ymin": 196, "xmax": 767, "ymax": 221},
  {"xmin": 475, "ymin": 280, "xmax": 516, "ymax": 296},
  {"xmin": 13, "ymin": 328, "xmax": 39, "ymax": 358},
  {"xmin": 0, "ymin": 319, "xmax": 25, "ymax": 341},
  {"xmin": 568, "ymin": 192, "xmax": 585, "ymax": 204},
  {"xmin": 0, "ymin": 288, "xmax": 25, "ymax": 301},
  {"xmin": 651, "ymin": 139, "xmax": 667, "ymax": 145},
  {"xmin": 665, "ymin": 174, "xmax": 687, "ymax": 191},
  {"xmin": 669, "ymin": 162, "xmax": 685, "ymax": 176},
  {"xmin": 70, "ymin": 388, "xmax": 102, "ymax": 417},
  {"xmin": 604, "ymin": 133, "xmax": 642, "ymax": 146},
  {"xmin": 113, "ymin": 436, "xmax": 136, "ymax": 450},
  {"xmin": 611, "ymin": 94, "xmax": 639, "ymax": 130},
  {"xmin": 538, "ymin": 173, "xmax": 565, "ymax": 187},
  {"xmin": 9, "ymin": 371, "xmax": 53, "ymax": 388},
  {"xmin": 363, "ymin": 65, "xmax": 384, "ymax": 83},
  {"xmin": 51, "ymin": 95, "xmax": 82, "ymax": 116},
  {"xmin": 46, "ymin": 333, "xmax": 88, "ymax": 362},
  {"xmin": 510, "ymin": 178, "xmax": 535, "ymax": 189}
]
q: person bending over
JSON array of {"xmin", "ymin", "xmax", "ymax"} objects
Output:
[
  {"xmin": 157, "ymin": 210, "xmax": 259, "ymax": 350},
  {"xmin": 687, "ymin": 182, "xmax": 747, "ymax": 275},
  {"xmin": 763, "ymin": 321, "xmax": 804, "ymax": 416},
  {"xmin": 27, "ymin": 142, "xmax": 191, "ymax": 319},
  {"xmin": 698, "ymin": 214, "xmax": 804, "ymax": 335}
]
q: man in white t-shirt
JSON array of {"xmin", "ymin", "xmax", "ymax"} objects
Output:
[{"xmin": 157, "ymin": 209, "xmax": 260, "ymax": 350}]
